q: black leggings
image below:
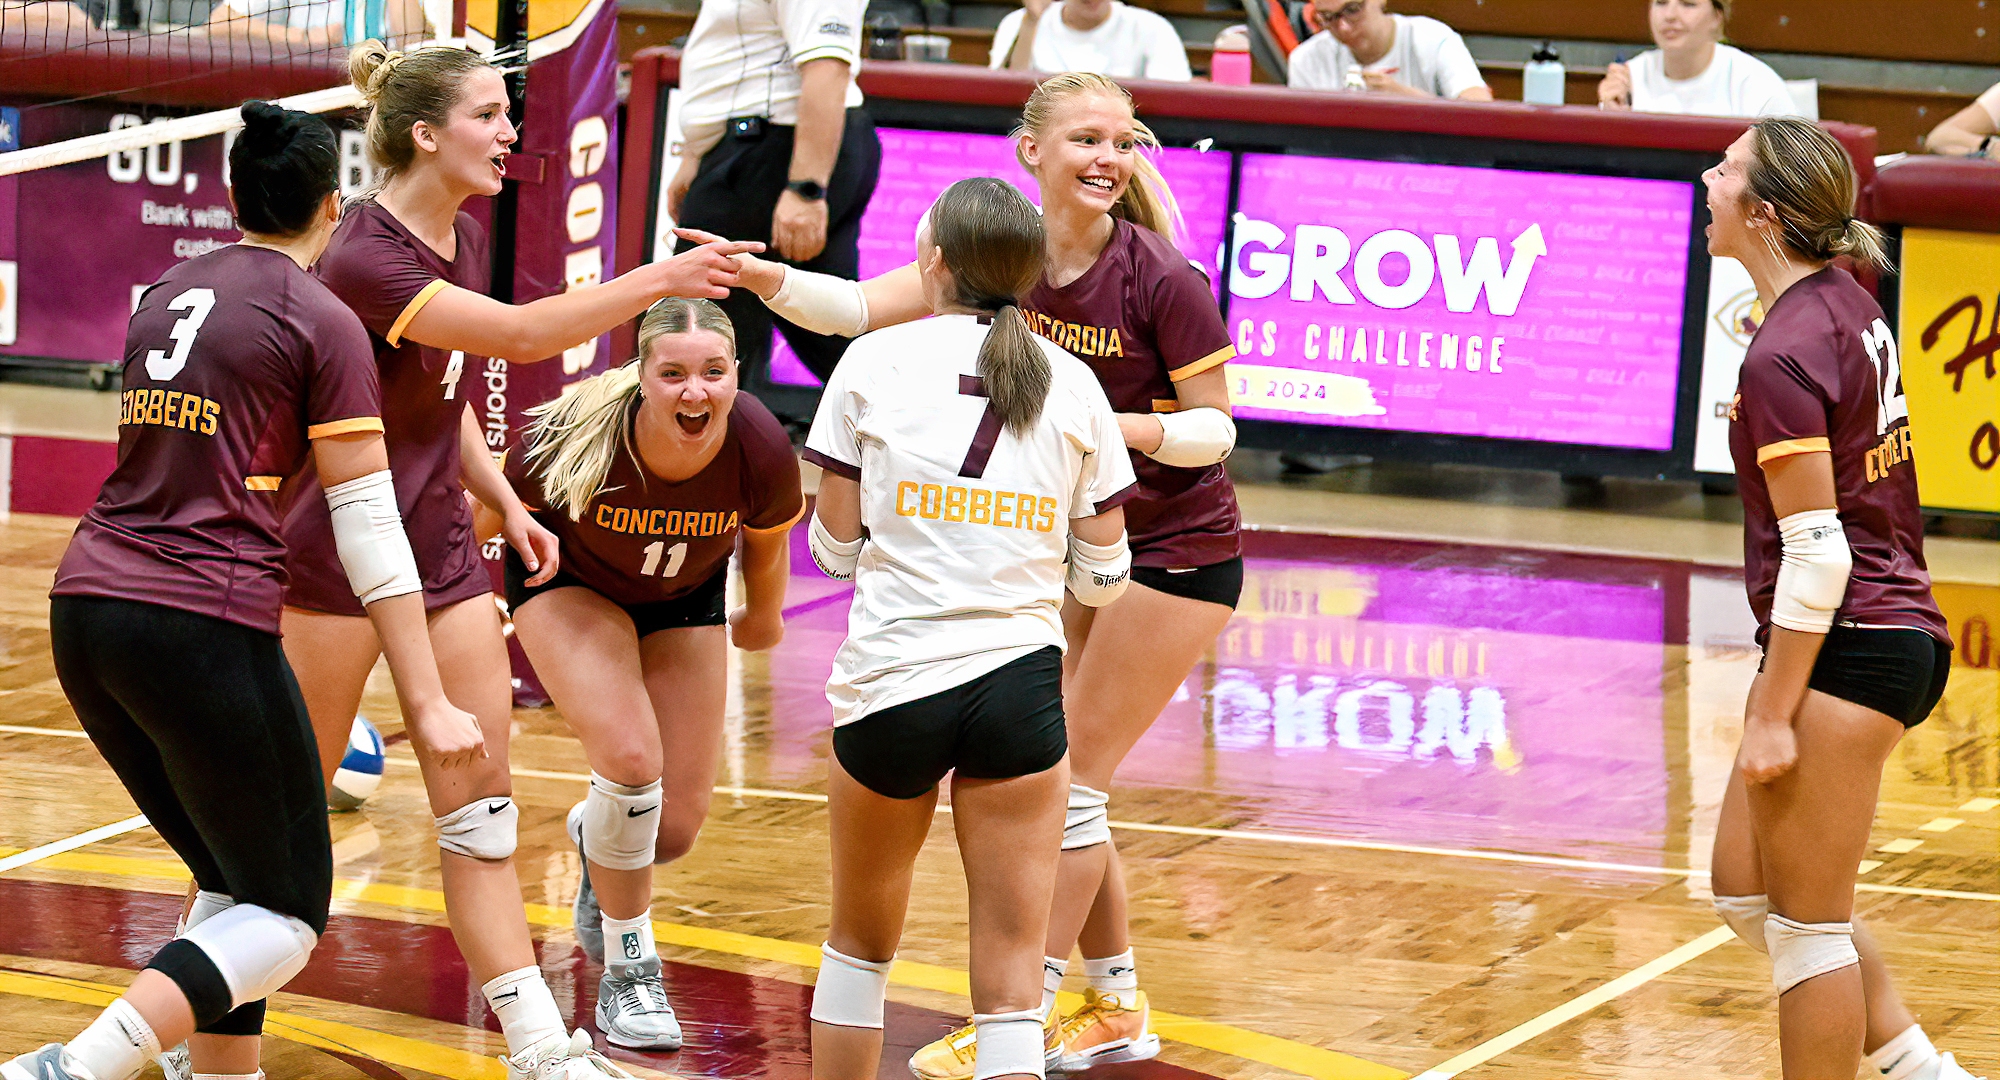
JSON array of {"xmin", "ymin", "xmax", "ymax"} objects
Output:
[{"xmin": 50, "ymin": 596, "xmax": 332, "ymax": 1034}]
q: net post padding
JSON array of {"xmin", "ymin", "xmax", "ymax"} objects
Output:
[{"xmin": 0, "ymin": 84, "xmax": 362, "ymax": 177}]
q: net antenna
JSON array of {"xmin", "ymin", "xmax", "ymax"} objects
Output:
[{"xmin": 0, "ymin": 0, "xmax": 476, "ymax": 176}]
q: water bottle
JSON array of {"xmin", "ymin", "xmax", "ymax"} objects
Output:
[
  {"xmin": 1211, "ymin": 24, "xmax": 1252, "ymax": 84},
  {"xmin": 1523, "ymin": 41, "xmax": 1565, "ymax": 105},
  {"xmin": 1343, "ymin": 66, "xmax": 1366, "ymax": 93}
]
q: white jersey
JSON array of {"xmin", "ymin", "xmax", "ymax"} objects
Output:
[
  {"xmin": 989, "ymin": 1, "xmax": 1192, "ymax": 83},
  {"xmin": 676, "ymin": 0, "xmax": 866, "ymax": 159},
  {"xmin": 1286, "ymin": 14, "xmax": 1486, "ymax": 100},
  {"xmin": 804, "ymin": 314, "xmax": 1138, "ymax": 727},
  {"xmin": 1626, "ymin": 44, "xmax": 1796, "ymax": 119}
]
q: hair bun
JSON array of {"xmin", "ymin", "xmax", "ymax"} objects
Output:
[{"xmin": 237, "ymin": 100, "xmax": 298, "ymax": 157}]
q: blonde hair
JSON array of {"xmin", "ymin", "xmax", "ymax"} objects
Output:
[
  {"xmin": 348, "ymin": 40, "xmax": 494, "ymax": 182},
  {"xmin": 523, "ymin": 298, "xmax": 738, "ymax": 520},
  {"xmin": 931, "ymin": 178, "xmax": 1050, "ymax": 436},
  {"xmin": 1742, "ymin": 117, "xmax": 1890, "ymax": 272},
  {"xmin": 1015, "ymin": 72, "xmax": 1184, "ymax": 242}
]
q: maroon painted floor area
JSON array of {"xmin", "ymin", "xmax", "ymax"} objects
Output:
[{"xmin": 0, "ymin": 878, "xmax": 1206, "ymax": 1080}]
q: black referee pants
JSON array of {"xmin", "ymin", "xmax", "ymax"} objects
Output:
[
  {"xmin": 674, "ymin": 108, "xmax": 882, "ymax": 388},
  {"xmin": 50, "ymin": 596, "xmax": 332, "ymax": 1034}
]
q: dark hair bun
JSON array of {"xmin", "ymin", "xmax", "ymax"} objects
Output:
[
  {"xmin": 230, "ymin": 100, "xmax": 340, "ymax": 238},
  {"xmin": 237, "ymin": 100, "xmax": 299, "ymax": 158}
]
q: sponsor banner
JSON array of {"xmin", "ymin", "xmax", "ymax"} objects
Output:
[
  {"xmin": 1222, "ymin": 154, "xmax": 1693, "ymax": 450},
  {"xmin": 1693, "ymin": 256, "xmax": 1758, "ymax": 474},
  {"xmin": 768, "ymin": 126, "xmax": 1233, "ymax": 386},
  {"xmin": 1897, "ymin": 228, "xmax": 2000, "ymax": 514}
]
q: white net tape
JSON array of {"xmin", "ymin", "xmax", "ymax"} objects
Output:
[{"xmin": 0, "ymin": 83, "xmax": 362, "ymax": 176}]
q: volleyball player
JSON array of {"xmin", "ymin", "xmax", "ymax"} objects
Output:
[
  {"xmin": 4, "ymin": 103, "xmax": 475, "ymax": 1080},
  {"xmin": 499, "ymin": 297, "xmax": 802, "ymax": 1049},
  {"xmin": 686, "ymin": 72, "xmax": 1238, "ymax": 1075},
  {"xmin": 800, "ymin": 176, "xmax": 1136, "ymax": 1080},
  {"xmin": 263, "ymin": 44, "xmax": 757, "ymax": 1078},
  {"xmin": 1704, "ymin": 118, "xmax": 1976, "ymax": 1080}
]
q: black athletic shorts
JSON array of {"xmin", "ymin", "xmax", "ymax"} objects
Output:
[
  {"xmin": 834, "ymin": 646, "xmax": 1067, "ymax": 800},
  {"xmin": 50, "ymin": 595, "xmax": 331, "ymax": 1035},
  {"xmin": 1760, "ymin": 623, "xmax": 1953, "ymax": 728},
  {"xmin": 1130, "ymin": 556, "xmax": 1244, "ymax": 608},
  {"xmin": 504, "ymin": 548, "xmax": 726, "ymax": 637}
]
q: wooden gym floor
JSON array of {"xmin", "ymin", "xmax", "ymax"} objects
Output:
[{"xmin": 0, "ymin": 462, "xmax": 1994, "ymax": 1080}]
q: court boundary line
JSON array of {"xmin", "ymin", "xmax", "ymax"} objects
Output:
[
  {"xmin": 3, "ymin": 725, "xmax": 1991, "ymax": 903},
  {"xmin": 1407, "ymin": 927, "xmax": 1736, "ymax": 1079},
  {"xmin": 0, "ymin": 816, "xmax": 148, "ymax": 874}
]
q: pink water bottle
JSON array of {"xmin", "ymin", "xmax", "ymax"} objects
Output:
[{"xmin": 1211, "ymin": 25, "xmax": 1252, "ymax": 85}]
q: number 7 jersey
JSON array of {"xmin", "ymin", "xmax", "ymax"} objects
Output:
[
  {"xmin": 1728, "ymin": 266, "xmax": 1947, "ymax": 642},
  {"xmin": 803, "ymin": 314, "xmax": 1139, "ymax": 726}
]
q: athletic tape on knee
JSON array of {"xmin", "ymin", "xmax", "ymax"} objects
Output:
[
  {"xmin": 1062, "ymin": 784, "xmax": 1111, "ymax": 851},
  {"xmin": 972, "ymin": 1009, "xmax": 1047, "ymax": 1080},
  {"xmin": 810, "ymin": 942, "xmax": 894, "ymax": 1029},
  {"xmin": 581, "ymin": 773, "xmax": 662, "ymax": 872},
  {"xmin": 436, "ymin": 796, "xmax": 519, "ymax": 860},
  {"xmin": 1712, "ymin": 893, "xmax": 1770, "ymax": 954},
  {"xmin": 1765, "ymin": 913, "xmax": 1858, "ymax": 994},
  {"xmin": 179, "ymin": 903, "xmax": 318, "ymax": 1009}
]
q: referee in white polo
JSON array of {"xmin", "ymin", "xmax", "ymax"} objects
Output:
[{"xmin": 667, "ymin": 0, "xmax": 881, "ymax": 390}]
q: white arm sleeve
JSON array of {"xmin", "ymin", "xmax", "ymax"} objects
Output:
[
  {"xmin": 808, "ymin": 514, "xmax": 863, "ymax": 580},
  {"xmin": 765, "ymin": 267, "xmax": 871, "ymax": 338},
  {"xmin": 1066, "ymin": 533, "xmax": 1131, "ymax": 607},
  {"xmin": 1148, "ymin": 406, "xmax": 1237, "ymax": 468},
  {"xmin": 1770, "ymin": 508, "xmax": 1851, "ymax": 634},
  {"xmin": 324, "ymin": 470, "xmax": 423, "ymax": 606}
]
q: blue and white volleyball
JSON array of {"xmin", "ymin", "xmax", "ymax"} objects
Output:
[{"xmin": 329, "ymin": 715, "xmax": 386, "ymax": 811}]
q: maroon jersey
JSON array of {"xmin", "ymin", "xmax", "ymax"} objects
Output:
[
  {"xmin": 277, "ymin": 200, "xmax": 492, "ymax": 615},
  {"xmin": 1021, "ymin": 218, "xmax": 1239, "ymax": 568},
  {"xmin": 507, "ymin": 391, "xmax": 804, "ymax": 606},
  {"xmin": 1729, "ymin": 266, "xmax": 1948, "ymax": 642},
  {"xmin": 52, "ymin": 245, "xmax": 382, "ymax": 634}
]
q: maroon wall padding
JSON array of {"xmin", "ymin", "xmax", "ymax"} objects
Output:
[
  {"xmin": 11, "ymin": 436, "xmax": 116, "ymax": 517},
  {"xmin": 0, "ymin": 30, "xmax": 345, "ymax": 107},
  {"xmin": 616, "ymin": 50, "xmax": 1881, "ymax": 279},
  {"xmin": 1866, "ymin": 156, "xmax": 2000, "ymax": 235}
]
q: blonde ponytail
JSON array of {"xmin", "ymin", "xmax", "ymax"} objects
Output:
[
  {"xmin": 1744, "ymin": 117, "xmax": 1892, "ymax": 274},
  {"xmin": 523, "ymin": 362, "xmax": 643, "ymax": 521},
  {"xmin": 525, "ymin": 297, "xmax": 739, "ymax": 519},
  {"xmin": 931, "ymin": 178, "xmax": 1051, "ymax": 435},
  {"xmin": 1016, "ymin": 72, "xmax": 1185, "ymax": 243},
  {"xmin": 979, "ymin": 306, "xmax": 1053, "ymax": 436}
]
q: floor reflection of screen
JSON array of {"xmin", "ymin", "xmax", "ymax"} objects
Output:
[{"xmin": 767, "ymin": 127, "xmax": 1233, "ymax": 387}]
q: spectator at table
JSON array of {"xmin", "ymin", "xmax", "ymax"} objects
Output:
[
  {"xmin": 206, "ymin": 0, "xmax": 424, "ymax": 49},
  {"xmin": 1924, "ymin": 81, "xmax": 1999, "ymax": 158},
  {"xmin": 990, "ymin": 0, "xmax": 1191, "ymax": 82},
  {"xmin": 1286, "ymin": 0, "xmax": 1490, "ymax": 101},
  {"xmin": 1598, "ymin": 0, "xmax": 1794, "ymax": 117}
]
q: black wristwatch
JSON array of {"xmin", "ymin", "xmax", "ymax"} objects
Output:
[{"xmin": 786, "ymin": 178, "xmax": 828, "ymax": 200}]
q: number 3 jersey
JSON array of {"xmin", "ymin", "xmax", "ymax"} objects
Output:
[
  {"xmin": 803, "ymin": 314, "xmax": 1139, "ymax": 726},
  {"xmin": 1728, "ymin": 266, "xmax": 1947, "ymax": 642},
  {"xmin": 274, "ymin": 200, "xmax": 494, "ymax": 616},
  {"xmin": 52, "ymin": 245, "xmax": 383, "ymax": 634},
  {"xmin": 505, "ymin": 390, "xmax": 805, "ymax": 604}
]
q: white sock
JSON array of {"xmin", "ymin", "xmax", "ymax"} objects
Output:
[
  {"xmin": 1083, "ymin": 950, "xmax": 1138, "ymax": 1011},
  {"xmin": 603, "ymin": 910, "xmax": 658, "ymax": 967},
  {"xmin": 67, "ymin": 999, "xmax": 160, "ymax": 1080},
  {"xmin": 1041, "ymin": 956, "xmax": 1066, "ymax": 1019},
  {"xmin": 481, "ymin": 966, "xmax": 566, "ymax": 1056},
  {"xmin": 1868, "ymin": 1024, "xmax": 1943, "ymax": 1080}
]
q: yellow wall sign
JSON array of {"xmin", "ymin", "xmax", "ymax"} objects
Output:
[{"xmin": 1899, "ymin": 228, "xmax": 2000, "ymax": 514}]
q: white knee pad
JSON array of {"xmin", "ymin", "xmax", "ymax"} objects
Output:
[
  {"xmin": 1713, "ymin": 893, "xmax": 1770, "ymax": 954},
  {"xmin": 179, "ymin": 904, "xmax": 318, "ymax": 1009},
  {"xmin": 436, "ymin": 796, "xmax": 519, "ymax": 860},
  {"xmin": 1765, "ymin": 913, "xmax": 1858, "ymax": 994},
  {"xmin": 810, "ymin": 942, "xmax": 894, "ymax": 1029},
  {"xmin": 973, "ymin": 1009, "xmax": 1047, "ymax": 1080},
  {"xmin": 178, "ymin": 890, "xmax": 236, "ymax": 936},
  {"xmin": 580, "ymin": 773, "xmax": 662, "ymax": 872},
  {"xmin": 1062, "ymin": 784, "xmax": 1110, "ymax": 851}
]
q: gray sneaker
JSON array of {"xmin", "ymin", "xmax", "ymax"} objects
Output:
[
  {"xmin": 158, "ymin": 1043, "xmax": 190, "ymax": 1080},
  {"xmin": 566, "ymin": 802, "xmax": 603, "ymax": 963},
  {"xmin": 1, "ymin": 1045, "xmax": 85, "ymax": 1080},
  {"xmin": 595, "ymin": 955, "xmax": 683, "ymax": 1051}
]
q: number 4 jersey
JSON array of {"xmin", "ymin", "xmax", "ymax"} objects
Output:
[
  {"xmin": 1728, "ymin": 266, "xmax": 1948, "ymax": 642},
  {"xmin": 505, "ymin": 390, "xmax": 805, "ymax": 605},
  {"xmin": 276, "ymin": 199, "xmax": 493, "ymax": 616},
  {"xmin": 803, "ymin": 313, "xmax": 1139, "ymax": 726},
  {"xmin": 52, "ymin": 245, "xmax": 383, "ymax": 634}
]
